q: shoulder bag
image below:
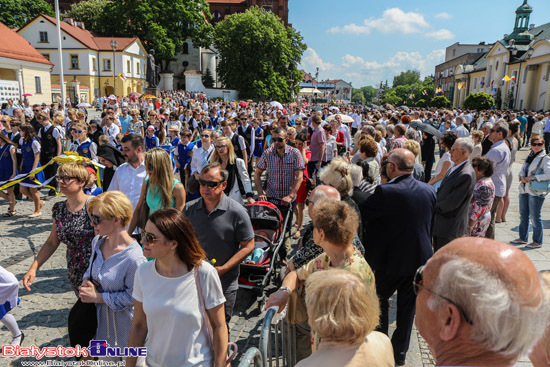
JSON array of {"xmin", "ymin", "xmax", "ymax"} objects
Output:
[
  {"xmin": 530, "ymin": 156, "xmax": 550, "ymax": 195},
  {"xmin": 68, "ymin": 240, "xmax": 100, "ymax": 349},
  {"xmin": 194, "ymin": 266, "xmax": 237, "ymax": 366}
]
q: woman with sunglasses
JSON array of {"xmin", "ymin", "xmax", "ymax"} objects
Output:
[
  {"xmin": 128, "ymin": 109, "xmax": 144, "ymax": 136},
  {"xmin": 18, "ymin": 124, "xmax": 45, "ymax": 217},
  {"xmin": 127, "ymin": 208, "xmax": 228, "ymax": 367},
  {"xmin": 210, "ymin": 136, "xmax": 253, "ymax": 205},
  {"xmin": 0, "ymin": 132, "xmax": 17, "ymax": 216},
  {"xmin": 511, "ymin": 136, "xmax": 550, "ymax": 249},
  {"xmin": 468, "ymin": 157, "xmax": 495, "ymax": 237},
  {"xmin": 23, "ymin": 163, "xmax": 95, "ymax": 296},
  {"xmin": 80, "ymin": 191, "xmax": 146, "ymax": 361},
  {"xmin": 128, "ymin": 148, "xmax": 185, "ymax": 234}
]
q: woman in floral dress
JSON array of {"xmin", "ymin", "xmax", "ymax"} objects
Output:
[
  {"xmin": 23, "ymin": 163, "xmax": 95, "ymax": 296},
  {"xmin": 468, "ymin": 157, "xmax": 496, "ymax": 237}
]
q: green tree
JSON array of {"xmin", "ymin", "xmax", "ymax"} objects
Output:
[
  {"xmin": 101, "ymin": 0, "xmax": 213, "ymax": 70},
  {"xmin": 65, "ymin": 0, "xmax": 111, "ymax": 34},
  {"xmin": 431, "ymin": 96, "xmax": 451, "ymax": 108},
  {"xmin": 361, "ymin": 86, "xmax": 377, "ymax": 104},
  {"xmin": 213, "ymin": 7, "xmax": 306, "ymax": 101},
  {"xmin": 415, "ymin": 99, "xmax": 427, "ymax": 107},
  {"xmin": 382, "ymin": 89, "xmax": 402, "ymax": 106},
  {"xmin": 463, "ymin": 92, "xmax": 495, "ymax": 111},
  {"xmin": 0, "ymin": 0, "xmax": 54, "ymax": 28},
  {"xmin": 351, "ymin": 89, "xmax": 366, "ymax": 105},
  {"xmin": 392, "ymin": 70, "xmax": 421, "ymax": 88},
  {"xmin": 505, "ymin": 90, "xmax": 515, "ymax": 109},
  {"xmin": 202, "ymin": 68, "xmax": 214, "ymax": 88}
]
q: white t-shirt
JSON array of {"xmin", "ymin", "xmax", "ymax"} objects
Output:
[
  {"xmin": 433, "ymin": 151, "xmax": 453, "ymax": 176},
  {"xmin": 133, "ymin": 260, "xmax": 225, "ymax": 367}
]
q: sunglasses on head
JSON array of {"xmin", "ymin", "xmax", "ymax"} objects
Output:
[
  {"xmin": 141, "ymin": 230, "xmax": 160, "ymax": 243},
  {"xmin": 199, "ymin": 178, "xmax": 224, "ymax": 188},
  {"xmin": 413, "ymin": 265, "xmax": 474, "ymax": 325},
  {"xmin": 272, "ymin": 137, "xmax": 285, "ymax": 143},
  {"xmin": 89, "ymin": 213, "xmax": 105, "ymax": 226}
]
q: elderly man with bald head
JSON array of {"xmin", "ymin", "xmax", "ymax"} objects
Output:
[
  {"xmin": 415, "ymin": 237, "xmax": 549, "ymax": 367},
  {"xmin": 360, "ymin": 148, "xmax": 436, "ymax": 365}
]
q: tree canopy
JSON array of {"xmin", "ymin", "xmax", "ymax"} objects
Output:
[
  {"xmin": 66, "ymin": 0, "xmax": 213, "ymax": 69},
  {"xmin": 379, "ymin": 74, "xmax": 434, "ymax": 106},
  {"xmin": 0, "ymin": 0, "xmax": 53, "ymax": 28},
  {"xmin": 463, "ymin": 92, "xmax": 494, "ymax": 111},
  {"xmin": 352, "ymin": 86, "xmax": 377, "ymax": 105},
  {"xmin": 213, "ymin": 6, "xmax": 306, "ymax": 101},
  {"xmin": 392, "ymin": 70, "xmax": 421, "ymax": 88}
]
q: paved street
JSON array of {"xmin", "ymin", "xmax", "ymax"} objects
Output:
[{"xmin": 0, "ymin": 146, "xmax": 548, "ymax": 366}]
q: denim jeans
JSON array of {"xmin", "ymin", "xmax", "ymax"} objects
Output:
[{"xmin": 519, "ymin": 193, "xmax": 546, "ymax": 245}]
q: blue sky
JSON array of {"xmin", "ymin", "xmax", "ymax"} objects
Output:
[{"xmin": 289, "ymin": 0, "xmax": 550, "ymax": 88}]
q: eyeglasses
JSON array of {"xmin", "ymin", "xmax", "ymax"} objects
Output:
[
  {"xmin": 58, "ymin": 175, "xmax": 77, "ymax": 183},
  {"xmin": 0, "ymin": 120, "xmax": 7, "ymax": 123},
  {"xmin": 201, "ymin": 134, "xmax": 211, "ymax": 138},
  {"xmin": 141, "ymin": 230, "xmax": 161, "ymax": 243},
  {"xmin": 272, "ymin": 137, "xmax": 285, "ymax": 143},
  {"xmin": 33, "ymin": 110, "xmax": 40, "ymax": 112},
  {"xmin": 305, "ymin": 198, "xmax": 316, "ymax": 206},
  {"xmin": 89, "ymin": 214, "xmax": 105, "ymax": 226},
  {"xmin": 413, "ymin": 265, "xmax": 474, "ymax": 325},
  {"xmin": 72, "ymin": 129, "xmax": 83, "ymax": 134},
  {"xmin": 215, "ymin": 145, "xmax": 227, "ymax": 150},
  {"xmin": 199, "ymin": 178, "xmax": 224, "ymax": 188},
  {"xmin": 532, "ymin": 142, "xmax": 544, "ymax": 147}
]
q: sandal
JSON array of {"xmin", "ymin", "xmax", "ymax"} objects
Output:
[
  {"xmin": 3, "ymin": 211, "xmax": 15, "ymax": 217},
  {"xmin": 28, "ymin": 212, "xmax": 42, "ymax": 218},
  {"xmin": 293, "ymin": 229, "xmax": 301, "ymax": 239}
]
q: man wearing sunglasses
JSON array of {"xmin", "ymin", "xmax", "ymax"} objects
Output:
[
  {"xmin": 189, "ymin": 129, "xmax": 214, "ymax": 194},
  {"xmin": 415, "ymin": 237, "xmax": 548, "ymax": 367},
  {"xmin": 184, "ymin": 163, "xmax": 255, "ymax": 325},
  {"xmin": 102, "ymin": 115, "xmax": 121, "ymax": 147},
  {"xmin": 359, "ymin": 148, "xmax": 436, "ymax": 366}
]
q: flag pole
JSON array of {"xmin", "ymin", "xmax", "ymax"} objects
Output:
[{"xmin": 54, "ymin": 0, "xmax": 66, "ymax": 113}]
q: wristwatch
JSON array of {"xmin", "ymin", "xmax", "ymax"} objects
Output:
[{"xmin": 279, "ymin": 286, "xmax": 291, "ymax": 295}]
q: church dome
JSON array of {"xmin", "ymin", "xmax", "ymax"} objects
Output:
[{"xmin": 516, "ymin": 0, "xmax": 532, "ymax": 14}]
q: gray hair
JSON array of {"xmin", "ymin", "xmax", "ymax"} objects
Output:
[
  {"xmin": 454, "ymin": 138, "xmax": 474, "ymax": 154},
  {"xmin": 494, "ymin": 120, "xmax": 509, "ymax": 137},
  {"xmin": 481, "ymin": 122, "xmax": 493, "ymax": 130},
  {"xmin": 349, "ymin": 164, "xmax": 363, "ymax": 187},
  {"xmin": 455, "ymin": 116, "xmax": 466, "ymax": 125},
  {"xmin": 310, "ymin": 185, "xmax": 341, "ymax": 202},
  {"xmin": 429, "ymin": 257, "xmax": 549, "ymax": 357},
  {"xmin": 405, "ymin": 129, "xmax": 417, "ymax": 140}
]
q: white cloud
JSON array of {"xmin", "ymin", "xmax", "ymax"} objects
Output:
[
  {"xmin": 327, "ymin": 7, "xmax": 429, "ymax": 35},
  {"xmin": 425, "ymin": 29, "xmax": 455, "ymax": 40},
  {"xmin": 299, "ymin": 47, "xmax": 445, "ymax": 87},
  {"xmin": 435, "ymin": 12, "xmax": 452, "ymax": 20}
]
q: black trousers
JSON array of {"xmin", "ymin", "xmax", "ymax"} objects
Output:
[
  {"xmin": 376, "ymin": 274, "xmax": 416, "ymax": 364},
  {"xmin": 423, "ymin": 160, "xmax": 434, "ymax": 183},
  {"xmin": 40, "ymin": 157, "xmax": 58, "ymax": 190},
  {"xmin": 544, "ymin": 133, "xmax": 550, "ymax": 154}
]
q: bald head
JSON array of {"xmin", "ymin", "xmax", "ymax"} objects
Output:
[
  {"xmin": 387, "ymin": 148, "xmax": 415, "ymax": 178},
  {"xmin": 310, "ymin": 184, "xmax": 341, "ymax": 202}
]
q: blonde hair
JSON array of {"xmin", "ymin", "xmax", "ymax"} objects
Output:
[
  {"xmin": 52, "ymin": 112, "xmax": 64, "ymax": 127},
  {"xmin": 87, "ymin": 191, "xmax": 133, "ymax": 227},
  {"xmin": 471, "ymin": 130, "xmax": 484, "ymax": 143},
  {"xmin": 144, "ymin": 148, "xmax": 175, "ymax": 208},
  {"xmin": 319, "ymin": 157, "xmax": 353, "ymax": 196},
  {"xmin": 57, "ymin": 163, "xmax": 89, "ymax": 183},
  {"xmin": 306, "ymin": 269, "xmax": 380, "ymax": 345},
  {"xmin": 287, "ymin": 127, "xmax": 296, "ymax": 136},
  {"xmin": 98, "ymin": 135, "xmax": 110, "ymax": 145},
  {"xmin": 210, "ymin": 136, "xmax": 236, "ymax": 165},
  {"xmin": 404, "ymin": 139, "xmax": 420, "ymax": 158}
]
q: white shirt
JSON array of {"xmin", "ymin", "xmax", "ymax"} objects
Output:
[
  {"xmin": 37, "ymin": 122, "xmax": 61, "ymax": 140},
  {"xmin": 190, "ymin": 145, "xmax": 214, "ymax": 175},
  {"xmin": 132, "ymin": 260, "xmax": 225, "ymax": 367},
  {"xmin": 448, "ymin": 160, "xmax": 467, "ymax": 176},
  {"xmin": 108, "ymin": 160, "xmax": 146, "ymax": 209},
  {"xmin": 338, "ymin": 124, "xmax": 352, "ymax": 149},
  {"xmin": 103, "ymin": 123, "xmax": 120, "ymax": 146}
]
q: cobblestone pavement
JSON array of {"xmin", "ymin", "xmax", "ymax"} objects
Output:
[{"xmin": 0, "ymin": 146, "xmax": 548, "ymax": 366}]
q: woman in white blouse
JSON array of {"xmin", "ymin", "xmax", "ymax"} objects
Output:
[{"xmin": 127, "ymin": 208, "xmax": 228, "ymax": 367}]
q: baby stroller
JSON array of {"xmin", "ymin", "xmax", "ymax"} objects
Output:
[{"xmin": 239, "ymin": 200, "xmax": 291, "ymax": 310}]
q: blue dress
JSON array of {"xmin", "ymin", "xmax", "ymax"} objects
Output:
[
  {"xmin": 253, "ymin": 127, "xmax": 264, "ymax": 158},
  {"xmin": 20, "ymin": 138, "xmax": 45, "ymax": 184},
  {"xmin": 0, "ymin": 144, "xmax": 16, "ymax": 182}
]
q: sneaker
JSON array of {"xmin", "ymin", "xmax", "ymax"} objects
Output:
[
  {"xmin": 525, "ymin": 242, "xmax": 542, "ymax": 249},
  {"xmin": 510, "ymin": 238, "xmax": 527, "ymax": 245}
]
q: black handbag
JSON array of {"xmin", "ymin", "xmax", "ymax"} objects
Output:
[{"xmin": 68, "ymin": 249, "xmax": 98, "ymax": 349}]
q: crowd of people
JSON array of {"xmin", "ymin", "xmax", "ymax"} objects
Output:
[{"xmin": 1, "ymin": 91, "xmax": 550, "ymax": 366}]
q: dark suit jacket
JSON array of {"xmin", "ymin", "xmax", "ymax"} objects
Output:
[
  {"xmin": 481, "ymin": 136, "xmax": 493, "ymax": 155},
  {"xmin": 360, "ymin": 174, "xmax": 436, "ymax": 276},
  {"xmin": 433, "ymin": 161, "xmax": 476, "ymax": 240}
]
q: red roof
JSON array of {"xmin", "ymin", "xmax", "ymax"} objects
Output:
[
  {"xmin": 37, "ymin": 15, "xmax": 137, "ymax": 51},
  {"xmin": 0, "ymin": 21, "xmax": 52, "ymax": 65}
]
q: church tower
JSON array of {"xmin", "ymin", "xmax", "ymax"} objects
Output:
[{"xmin": 504, "ymin": 0, "xmax": 534, "ymax": 45}]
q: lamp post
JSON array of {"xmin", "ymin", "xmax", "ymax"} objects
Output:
[
  {"xmin": 110, "ymin": 40, "xmax": 118, "ymax": 95},
  {"xmin": 315, "ymin": 67, "xmax": 319, "ymax": 104}
]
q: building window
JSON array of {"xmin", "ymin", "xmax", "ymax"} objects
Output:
[
  {"xmin": 41, "ymin": 53, "xmax": 50, "ymax": 61},
  {"xmin": 103, "ymin": 59, "xmax": 111, "ymax": 71},
  {"xmin": 523, "ymin": 70, "xmax": 528, "ymax": 84},
  {"xmin": 495, "ymin": 61, "xmax": 499, "ymax": 72},
  {"xmin": 263, "ymin": 5, "xmax": 273, "ymax": 12},
  {"xmin": 477, "ymin": 48, "xmax": 484, "ymax": 53},
  {"xmin": 453, "ymin": 49, "xmax": 456, "ymax": 57},
  {"xmin": 183, "ymin": 42, "xmax": 189, "ymax": 54},
  {"xmin": 473, "ymin": 78, "xmax": 478, "ymax": 89},
  {"xmin": 546, "ymin": 65, "xmax": 550, "ymax": 81},
  {"xmin": 35, "ymin": 76, "xmax": 42, "ymax": 94},
  {"xmin": 136, "ymin": 62, "xmax": 140, "ymax": 75},
  {"xmin": 92, "ymin": 57, "xmax": 97, "ymax": 72},
  {"xmin": 127, "ymin": 60, "xmax": 131, "ymax": 74},
  {"xmin": 39, "ymin": 31, "xmax": 48, "ymax": 43},
  {"xmin": 70, "ymin": 54, "xmax": 79, "ymax": 69}
]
